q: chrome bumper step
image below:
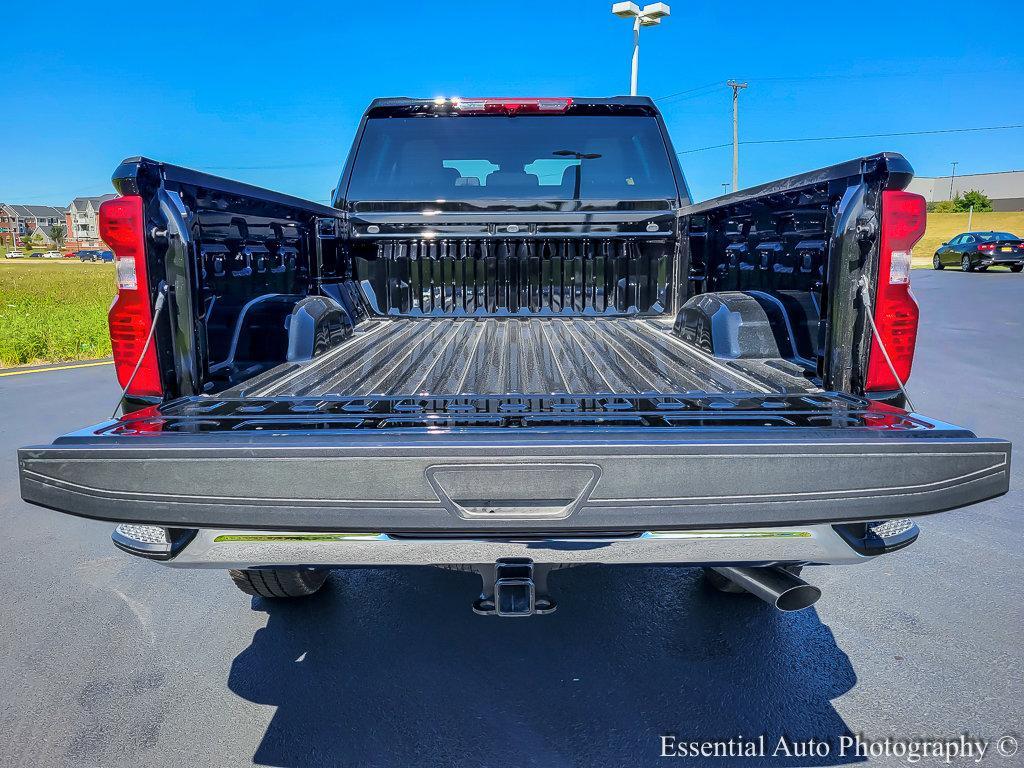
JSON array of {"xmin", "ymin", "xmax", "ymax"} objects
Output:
[{"xmin": 157, "ymin": 525, "xmax": 895, "ymax": 568}]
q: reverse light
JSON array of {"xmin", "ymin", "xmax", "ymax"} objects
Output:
[
  {"xmin": 100, "ymin": 195, "xmax": 162, "ymax": 398},
  {"xmin": 115, "ymin": 251, "xmax": 139, "ymax": 289},
  {"xmin": 889, "ymin": 249, "xmax": 912, "ymax": 284},
  {"xmin": 453, "ymin": 97, "xmax": 572, "ymax": 114},
  {"xmin": 865, "ymin": 190, "xmax": 926, "ymax": 393}
]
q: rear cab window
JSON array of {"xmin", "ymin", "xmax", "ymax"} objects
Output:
[{"xmin": 344, "ymin": 112, "xmax": 680, "ymax": 205}]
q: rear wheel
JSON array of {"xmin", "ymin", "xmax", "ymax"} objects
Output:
[
  {"xmin": 961, "ymin": 255, "xmax": 974, "ymax": 272},
  {"xmin": 228, "ymin": 568, "xmax": 328, "ymax": 598},
  {"xmin": 932, "ymin": 254, "xmax": 944, "ymax": 270},
  {"xmin": 1011, "ymin": 265, "xmax": 1023, "ymax": 273}
]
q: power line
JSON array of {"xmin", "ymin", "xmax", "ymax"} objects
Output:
[
  {"xmin": 658, "ymin": 69, "xmax": 1008, "ymax": 99},
  {"xmin": 655, "ymin": 69, "xmax": 1013, "ymax": 106},
  {"xmin": 729, "ymin": 69, "xmax": 1008, "ymax": 84},
  {"xmin": 746, "ymin": 124, "xmax": 1024, "ymax": 145},
  {"xmin": 9, "ymin": 182, "xmax": 112, "ymax": 202},
  {"xmin": 199, "ymin": 162, "xmax": 328, "ymax": 171},
  {"xmin": 677, "ymin": 124, "xmax": 1024, "ymax": 154},
  {"xmin": 654, "ymin": 86, "xmax": 723, "ymax": 107},
  {"xmin": 2, "ymin": 166, "xmax": 325, "ymax": 203},
  {"xmin": 654, "ymin": 81, "xmax": 723, "ymax": 102}
]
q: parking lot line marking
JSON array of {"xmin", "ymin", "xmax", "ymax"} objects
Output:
[{"xmin": 0, "ymin": 360, "xmax": 113, "ymax": 377}]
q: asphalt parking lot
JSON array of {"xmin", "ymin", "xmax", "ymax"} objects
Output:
[{"xmin": 1, "ymin": 270, "xmax": 1021, "ymax": 768}]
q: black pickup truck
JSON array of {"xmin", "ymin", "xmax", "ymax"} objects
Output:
[{"xmin": 19, "ymin": 96, "xmax": 1010, "ymax": 616}]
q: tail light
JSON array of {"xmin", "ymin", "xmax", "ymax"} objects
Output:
[
  {"xmin": 100, "ymin": 195, "xmax": 162, "ymax": 397},
  {"xmin": 452, "ymin": 98, "xmax": 572, "ymax": 114},
  {"xmin": 865, "ymin": 190, "xmax": 926, "ymax": 393},
  {"xmin": 978, "ymin": 242, "xmax": 995, "ymax": 252}
]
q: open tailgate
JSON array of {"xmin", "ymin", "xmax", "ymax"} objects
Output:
[{"xmin": 19, "ymin": 394, "xmax": 1010, "ymax": 533}]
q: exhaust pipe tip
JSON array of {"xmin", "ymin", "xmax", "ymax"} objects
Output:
[
  {"xmin": 774, "ymin": 583, "xmax": 822, "ymax": 612},
  {"xmin": 710, "ymin": 566, "xmax": 821, "ymax": 612}
]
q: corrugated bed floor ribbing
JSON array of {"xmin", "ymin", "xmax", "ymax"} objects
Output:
[{"xmin": 230, "ymin": 318, "xmax": 817, "ymax": 398}]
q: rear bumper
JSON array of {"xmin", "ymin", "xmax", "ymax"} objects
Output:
[
  {"xmin": 160, "ymin": 524, "xmax": 874, "ymax": 568},
  {"xmin": 19, "ymin": 424, "xmax": 1010, "ymax": 533}
]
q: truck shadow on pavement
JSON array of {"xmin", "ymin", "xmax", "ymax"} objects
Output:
[{"xmin": 228, "ymin": 565, "xmax": 864, "ymax": 767}]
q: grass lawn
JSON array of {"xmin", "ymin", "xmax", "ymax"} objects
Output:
[
  {"xmin": 913, "ymin": 211, "xmax": 1024, "ymax": 268},
  {"xmin": 2, "ymin": 211, "xmax": 1020, "ymax": 367},
  {"xmin": 0, "ymin": 259, "xmax": 116, "ymax": 367}
]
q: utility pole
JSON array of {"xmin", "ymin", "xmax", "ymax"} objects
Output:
[
  {"xmin": 949, "ymin": 161, "xmax": 958, "ymax": 200},
  {"xmin": 727, "ymin": 80, "xmax": 748, "ymax": 192}
]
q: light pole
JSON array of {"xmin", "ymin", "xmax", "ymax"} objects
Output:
[
  {"xmin": 727, "ymin": 80, "xmax": 748, "ymax": 192},
  {"xmin": 949, "ymin": 161, "xmax": 958, "ymax": 200},
  {"xmin": 611, "ymin": 2, "xmax": 671, "ymax": 96}
]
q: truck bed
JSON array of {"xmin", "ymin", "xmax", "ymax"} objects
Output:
[{"xmin": 228, "ymin": 317, "xmax": 817, "ymax": 399}]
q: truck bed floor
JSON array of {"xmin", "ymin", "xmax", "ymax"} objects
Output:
[{"xmin": 229, "ymin": 317, "xmax": 817, "ymax": 398}]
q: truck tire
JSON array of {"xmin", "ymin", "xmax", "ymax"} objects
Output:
[{"xmin": 228, "ymin": 568, "xmax": 328, "ymax": 598}]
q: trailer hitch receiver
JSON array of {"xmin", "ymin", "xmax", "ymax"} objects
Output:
[{"xmin": 472, "ymin": 558, "xmax": 557, "ymax": 617}]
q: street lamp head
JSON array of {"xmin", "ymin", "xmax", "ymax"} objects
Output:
[
  {"xmin": 612, "ymin": 1, "xmax": 669, "ymax": 22},
  {"xmin": 640, "ymin": 2, "xmax": 670, "ymax": 19}
]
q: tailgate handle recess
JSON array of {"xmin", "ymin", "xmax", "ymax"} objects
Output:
[{"xmin": 425, "ymin": 463, "xmax": 601, "ymax": 520}]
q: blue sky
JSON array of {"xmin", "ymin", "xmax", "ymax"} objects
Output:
[{"xmin": 2, "ymin": 0, "xmax": 1021, "ymax": 205}]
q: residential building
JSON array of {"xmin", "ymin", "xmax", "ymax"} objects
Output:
[
  {"xmin": 65, "ymin": 194, "xmax": 116, "ymax": 250},
  {"xmin": 0, "ymin": 204, "xmax": 67, "ymax": 250},
  {"xmin": 907, "ymin": 170, "xmax": 1024, "ymax": 212}
]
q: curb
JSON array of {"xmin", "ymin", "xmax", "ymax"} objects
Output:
[{"xmin": 0, "ymin": 358, "xmax": 114, "ymax": 377}]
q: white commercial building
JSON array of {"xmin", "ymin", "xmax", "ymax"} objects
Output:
[{"xmin": 906, "ymin": 170, "xmax": 1024, "ymax": 211}]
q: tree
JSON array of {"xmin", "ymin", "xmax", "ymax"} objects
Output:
[
  {"xmin": 927, "ymin": 191, "xmax": 993, "ymax": 214},
  {"xmin": 49, "ymin": 223, "xmax": 67, "ymax": 252},
  {"xmin": 955, "ymin": 189, "xmax": 992, "ymax": 213}
]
